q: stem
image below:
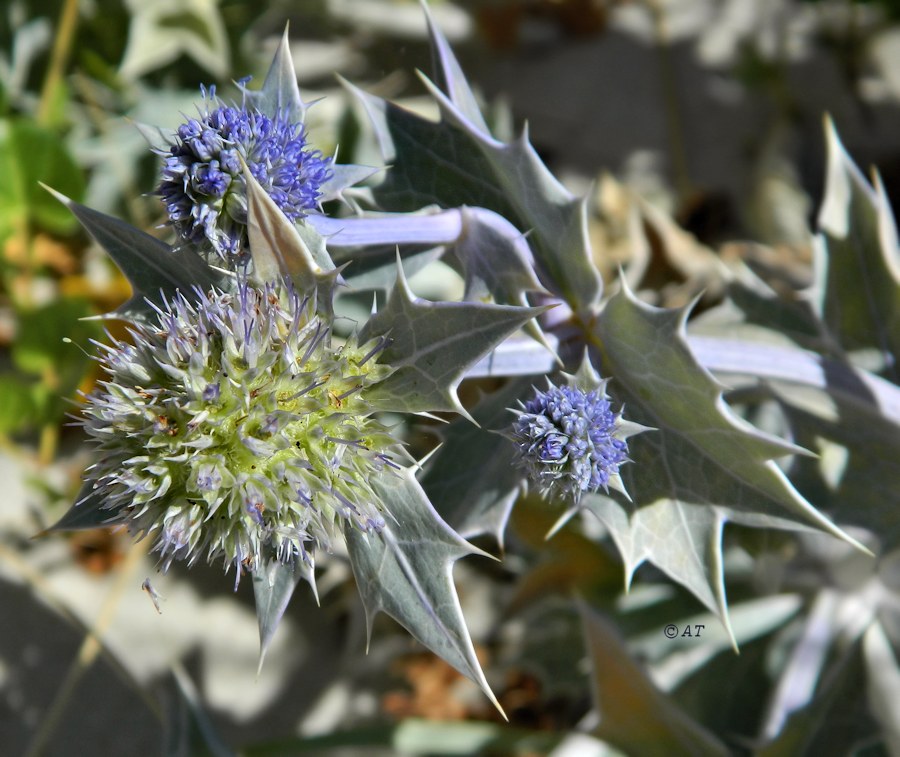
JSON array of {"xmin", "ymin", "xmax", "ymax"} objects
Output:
[
  {"xmin": 687, "ymin": 334, "xmax": 900, "ymax": 426},
  {"xmin": 464, "ymin": 328, "xmax": 900, "ymax": 429},
  {"xmin": 37, "ymin": 0, "xmax": 81, "ymax": 126}
]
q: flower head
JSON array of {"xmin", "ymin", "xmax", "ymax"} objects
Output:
[
  {"xmin": 79, "ymin": 279, "xmax": 397, "ymax": 579},
  {"xmin": 511, "ymin": 378, "xmax": 630, "ymax": 503},
  {"xmin": 158, "ymin": 90, "xmax": 332, "ymax": 261}
]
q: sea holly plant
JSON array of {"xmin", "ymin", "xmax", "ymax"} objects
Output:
[
  {"xmin": 41, "ymin": 1, "xmax": 900, "ymax": 739},
  {"xmin": 44, "ymin": 28, "xmax": 545, "ymax": 710}
]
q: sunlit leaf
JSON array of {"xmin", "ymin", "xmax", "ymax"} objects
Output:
[
  {"xmin": 345, "ymin": 466, "xmax": 501, "ymax": 713},
  {"xmin": 590, "ymin": 284, "xmax": 868, "ymax": 632},
  {"xmin": 344, "ymin": 16, "xmax": 601, "ymax": 312},
  {"xmin": 359, "ymin": 262, "xmax": 545, "ymax": 417}
]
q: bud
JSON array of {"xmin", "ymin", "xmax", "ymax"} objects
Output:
[{"xmin": 510, "ymin": 372, "xmax": 633, "ymax": 503}]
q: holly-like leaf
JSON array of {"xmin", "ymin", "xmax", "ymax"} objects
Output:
[
  {"xmin": 344, "ymin": 14, "xmax": 601, "ymax": 312},
  {"xmin": 252, "ymin": 554, "xmax": 316, "ymax": 670},
  {"xmin": 344, "ymin": 466, "xmax": 502, "ymax": 713},
  {"xmin": 421, "ymin": 0, "xmax": 489, "ymax": 135},
  {"xmin": 815, "ymin": 118, "xmax": 900, "ymax": 382},
  {"xmin": 359, "ymin": 262, "xmax": 545, "ymax": 417},
  {"xmin": 41, "ymin": 186, "xmax": 222, "ymax": 318},
  {"xmin": 590, "ymin": 284, "xmax": 868, "ymax": 628},
  {"xmin": 450, "ymin": 207, "xmax": 545, "ymax": 307},
  {"xmin": 582, "ymin": 494, "xmax": 731, "ymax": 632},
  {"xmin": 423, "ymin": 378, "xmax": 531, "ymax": 545},
  {"xmin": 579, "ymin": 603, "xmax": 729, "ymax": 756}
]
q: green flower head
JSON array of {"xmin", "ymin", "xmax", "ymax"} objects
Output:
[{"xmin": 79, "ymin": 278, "xmax": 398, "ymax": 581}]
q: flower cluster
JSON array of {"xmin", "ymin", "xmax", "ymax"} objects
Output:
[
  {"xmin": 79, "ymin": 280, "xmax": 397, "ymax": 579},
  {"xmin": 511, "ymin": 381, "xmax": 629, "ymax": 503},
  {"xmin": 158, "ymin": 92, "xmax": 332, "ymax": 261}
]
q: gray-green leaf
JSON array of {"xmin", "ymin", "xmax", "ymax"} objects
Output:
[
  {"xmin": 359, "ymin": 263, "xmax": 545, "ymax": 417},
  {"xmin": 423, "ymin": 378, "xmax": 531, "ymax": 546},
  {"xmin": 345, "ymin": 18, "xmax": 601, "ymax": 312},
  {"xmin": 41, "ymin": 186, "xmax": 222, "ymax": 319},
  {"xmin": 345, "ymin": 466, "xmax": 501, "ymax": 713},
  {"xmin": 590, "ymin": 284, "xmax": 868, "ymax": 628}
]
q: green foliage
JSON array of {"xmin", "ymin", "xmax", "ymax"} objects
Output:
[{"xmin": 0, "ymin": 119, "xmax": 84, "ymax": 241}]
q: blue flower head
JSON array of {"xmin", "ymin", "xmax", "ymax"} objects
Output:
[
  {"xmin": 158, "ymin": 87, "xmax": 332, "ymax": 262},
  {"xmin": 511, "ymin": 358, "xmax": 641, "ymax": 504}
]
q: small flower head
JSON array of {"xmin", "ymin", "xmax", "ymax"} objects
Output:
[
  {"xmin": 79, "ymin": 280, "xmax": 396, "ymax": 579},
  {"xmin": 158, "ymin": 89, "xmax": 332, "ymax": 261},
  {"xmin": 510, "ymin": 367, "xmax": 633, "ymax": 503}
]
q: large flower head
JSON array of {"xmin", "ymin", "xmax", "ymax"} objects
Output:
[
  {"xmin": 158, "ymin": 89, "xmax": 332, "ymax": 261},
  {"xmin": 79, "ymin": 279, "xmax": 397, "ymax": 579},
  {"xmin": 510, "ymin": 368, "xmax": 633, "ymax": 504}
]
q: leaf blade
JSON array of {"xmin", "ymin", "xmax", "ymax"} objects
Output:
[{"xmin": 345, "ymin": 467, "xmax": 501, "ymax": 713}]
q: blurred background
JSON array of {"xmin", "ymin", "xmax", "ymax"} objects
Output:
[{"xmin": 3, "ymin": 1, "xmax": 900, "ymax": 754}]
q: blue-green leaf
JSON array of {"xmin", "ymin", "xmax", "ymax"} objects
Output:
[
  {"xmin": 41, "ymin": 186, "xmax": 222, "ymax": 318},
  {"xmin": 345, "ymin": 466, "xmax": 502, "ymax": 713},
  {"xmin": 345, "ymin": 15, "xmax": 601, "ymax": 312},
  {"xmin": 589, "ymin": 284, "xmax": 868, "ymax": 629},
  {"xmin": 421, "ymin": 0, "xmax": 489, "ymax": 134},
  {"xmin": 359, "ymin": 262, "xmax": 545, "ymax": 417}
]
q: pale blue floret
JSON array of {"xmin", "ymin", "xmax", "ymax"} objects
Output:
[
  {"xmin": 158, "ymin": 90, "xmax": 332, "ymax": 260},
  {"xmin": 512, "ymin": 382, "xmax": 629, "ymax": 502}
]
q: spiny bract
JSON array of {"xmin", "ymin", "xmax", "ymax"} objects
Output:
[
  {"xmin": 158, "ymin": 88, "xmax": 332, "ymax": 262},
  {"xmin": 78, "ymin": 279, "xmax": 398, "ymax": 581},
  {"xmin": 511, "ymin": 380, "xmax": 630, "ymax": 503}
]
